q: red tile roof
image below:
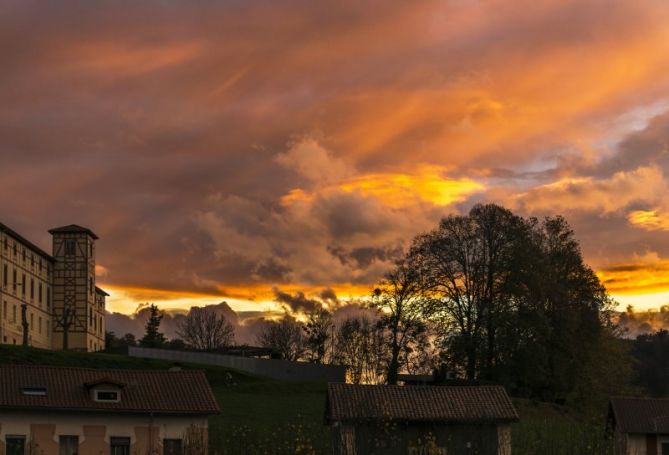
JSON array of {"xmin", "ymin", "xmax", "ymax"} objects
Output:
[
  {"xmin": 0, "ymin": 365, "xmax": 219, "ymax": 415},
  {"xmin": 610, "ymin": 397, "xmax": 669, "ymax": 434},
  {"xmin": 326, "ymin": 383, "xmax": 518, "ymax": 423}
]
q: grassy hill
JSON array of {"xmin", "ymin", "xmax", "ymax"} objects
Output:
[{"xmin": 0, "ymin": 345, "xmax": 613, "ymax": 454}]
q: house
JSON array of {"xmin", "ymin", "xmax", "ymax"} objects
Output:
[
  {"xmin": 0, "ymin": 223, "xmax": 107, "ymax": 351},
  {"xmin": 608, "ymin": 397, "xmax": 669, "ymax": 455},
  {"xmin": 0, "ymin": 365, "xmax": 219, "ymax": 455},
  {"xmin": 325, "ymin": 383, "xmax": 519, "ymax": 455}
]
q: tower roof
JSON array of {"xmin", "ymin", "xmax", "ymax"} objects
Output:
[{"xmin": 48, "ymin": 224, "xmax": 98, "ymax": 239}]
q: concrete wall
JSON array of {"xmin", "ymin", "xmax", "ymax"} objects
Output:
[
  {"xmin": 129, "ymin": 346, "xmax": 347, "ymax": 383},
  {"xmin": 0, "ymin": 411, "xmax": 208, "ymax": 455}
]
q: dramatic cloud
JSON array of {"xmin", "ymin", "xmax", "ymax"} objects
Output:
[{"xmin": 2, "ymin": 0, "xmax": 669, "ymax": 313}]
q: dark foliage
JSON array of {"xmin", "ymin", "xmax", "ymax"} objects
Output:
[
  {"xmin": 139, "ymin": 304, "xmax": 167, "ymax": 348},
  {"xmin": 632, "ymin": 329, "xmax": 669, "ymax": 397}
]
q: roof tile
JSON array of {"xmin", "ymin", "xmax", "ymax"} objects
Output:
[
  {"xmin": 610, "ymin": 397, "xmax": 669, "ymax": 434},
  {"xmin": 326, "ymin": 383, "xmax": 518, "ymax": 423},
  {"xmin": 0, "ymin": 365, "xmax": 219, "ymax": 415}
]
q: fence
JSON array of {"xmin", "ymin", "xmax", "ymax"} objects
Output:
[{"xmin": 128, "ymin": 346, "xmax": 347, "ymax": 382}]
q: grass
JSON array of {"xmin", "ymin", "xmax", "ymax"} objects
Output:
[{"xmin": 0, "ymin": 345, "xmax": 614, "ymax": 454}]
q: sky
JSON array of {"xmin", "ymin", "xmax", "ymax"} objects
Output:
[{"xmin": 2, "ymin": 0, "xmax": 669, "ymax": 316}]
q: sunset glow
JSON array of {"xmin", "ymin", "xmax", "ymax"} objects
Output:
[{"xmin": 3, "ymin": 1, "xmax": 669, "ymax": 315}]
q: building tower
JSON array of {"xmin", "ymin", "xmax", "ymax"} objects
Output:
[{"xmin": 49, "ymin": 224, "xmax": 104, "ymax": 351}]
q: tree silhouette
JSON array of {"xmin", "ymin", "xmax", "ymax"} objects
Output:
[{"xmin": 139, "ymin": 304, "xmax": 166, "ymax": 348}]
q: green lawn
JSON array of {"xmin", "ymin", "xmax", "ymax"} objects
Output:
[{"xmin": 0, "ymin": 345, "xmax": 613, "ymax": 455}]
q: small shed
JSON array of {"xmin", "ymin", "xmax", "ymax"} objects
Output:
[
  {"xmin": 325, "ymin": 383, "xmax": 519, "ymax": 455},
  {"xmin": 608, "ymin": 397, "xmax": 669, "ymax": 455}
]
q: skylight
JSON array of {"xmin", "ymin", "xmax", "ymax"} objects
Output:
[{"xmin": 21, "ymin": 387, "xmax": 47, "ymax": 396}]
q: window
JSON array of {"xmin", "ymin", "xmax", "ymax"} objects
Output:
[
  {"xmin": 110, "ymin": 437, "xmax": 130, "ymax": 455},
  {"xmin": 2, "ymin": 264, "xmax": 6, "ymax": 287},
  {"xmin": 22, "ymin": 387, "xmax": 46, "ymax": 396},
  {"xmin": 30, "ymin": 278, "xmax": 34, "ymax": 300},
  {"xmin": 2, "ymin": 301, "xmax": 6, "ymax": 320},
  {"xmin": 13, "ymin": 242, "xmax": 16, "ymax": 256},
  {"xmin": 662, "ymin": 441, "xmax": 669, "ymax": 455},
  {"xmin": 95, "ymin": 390, "xmax": 120, "ymax": 402},
  {"xmin": 39, "ymin": 259, "xmax": 42, "ymax": 272},
  {"xmin": 39, "ymin": 283, "xmax": 42, "ymax": 304},
  {"xmin": 12, "ymin": 268, "xmax": 16, "ymax": 292},
  {"xmin": 47, "ymin": 286, "xmax": 51, "ymax": 309},
  {"xmin": 6, "ymin": 436, "xmax": 25, "ymax": 455},
  {"xmin": 22, "ymin": 248, "xmax": 25, "ymax": 262},
  {"xmin": 22, "ymin": 274, "xmax": 25, "ymax": 296},
  {"xmin": 89, "ymin": 243, "xmax": 93, "ymax": 257},
  {"xmin": 12, "ymin": 304, "xmax": 16, "ymax": 323},
  {"xmin": 3, "ymin": 237, "xmax": 6, "ymax": 251},
  {"xmin": 163, "ymin": 439, "xmax": 183, "ymax": 455},
  {"xmin": 64, "ymin": 240, "xmax": 76, "ymax": 256},
  {"xmin": 30, "ymin": 313, "xmax": 34, "ymax": 331},
  {"xmin": 39, "ymin": 316, "xmax": 42, "ymax": 334},
  {"xmin": 31, "ymin": 254, "xmax": 34, "ymax": 267},
  {"xmin": 59, "ymin": 435, "xmax": 79, "ymax": 455}
]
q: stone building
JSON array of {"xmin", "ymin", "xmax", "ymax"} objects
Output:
[
  {"xmin": 0, "ymin": 223, "xmax": 106, "ymax": 351},
  {"xmin": 0, "ymin": 365, "xmax": 219, "ymax": 455},
  {"xmin": 326, "ymin": 383, "xmax": 518, "ymax": 455}
]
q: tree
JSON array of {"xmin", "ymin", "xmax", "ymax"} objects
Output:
[
  {"xmin": 372, "ymin": 255, "xmax": 425, "ymax": 384},
  {"xmin": 412, "ymin": 204, "xmax": 524, "ymax": 380},
  {"xmin": 121, "ymin": 332, "xmax": 137, "ymax": 347},
  {"xmin": 54, "ymin": 304, "xmax": 76, "ymax": 350},
  {"xmin": 333, "ymin": 315, "xmax": 389, "ymax": 384},
  {"xmin": 256, "ymin": 316, "xmax": 306, "ymax": 361},
  {"xmin": 402, "ymin": 204, "xmax": 627, "ymax": 406},
  {"xmin": 139, "ymin": 304, "xmax": 167, "ymax": 348},
  {"xmin": 632, "ymin": 329, "xmax": 669, "ymax": 397},
  {"xmin": 303, "ymin": 308, "xmax": 333, "ymax": 363},
  {"xmin": 177, "ymin": 307, "xmax": 235, "ymax": 350}
]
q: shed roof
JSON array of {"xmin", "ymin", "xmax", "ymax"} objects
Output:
[
  {"xmin": 610, "ymin": 397, "xmax": 669, "ymax": 434},
  {"xmin": 0, "ymin": 365, "xmax": 219, "ymax": 415},
  {"xmin": 326, "ymin": 383, "xmax": 518, "ymax": 423}
]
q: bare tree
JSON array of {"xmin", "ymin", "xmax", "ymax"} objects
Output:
[
  {"xmin": 412, "ymin": 204, "xmax": 523, "ymax": 380},
  {"xmin": 256, "ymin": 316, "xmax": 306, "ymax": 361},
  {"xmin": 303, "ymin": 307, "xmax": 333, "ymax": 363},
  {"xmin": 333, "ymin": 316, "xmax": 389, "ymax": 384},
  {"xmin": 54, "ymin": 304, "xmax": 75, "ymax": 350},
  {"xmin": 177, "ymin": 307, "xmax": 235, "ymax": 350},
  {"xmin": 372, "ymin": 255, "xmax": 425, "ymax": 384}
]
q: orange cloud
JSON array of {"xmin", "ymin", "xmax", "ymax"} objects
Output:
[
  {"xmin": 511, "ymin": 166, "xmax": 666, "ymax": 213},
  {"xmin": 598, "ymin": 255, "xmax": 669, "ymax": 295},
  {"xmin": 101, "ymin": 282, "xmax": 373, "ymax": 315},
  {"xmin": 628, "ymin": 209, "xmax": 669, "ymax": 232},
  {"xmin": 339, "ymin": 166, "xmax": 484, "ymax": 208},
  {"xmin": 280, "ymin": 164, "xmax": 484, "ymax": 209}
]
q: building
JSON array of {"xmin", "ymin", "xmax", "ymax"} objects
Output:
[
  {"xmin": 325, "ymin": 383, "xmax": 518, "ymax": 455},
  {"xmin": 0, "ymin": 365, "xmax": 219, "ymax": 455},
  {"xmin": 608, "ymin": 397, "xmax": 669, "ymax": 455},
  {"xmin": 0, "ymin": 223, "xmax": 106, "ymax": 351}
]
